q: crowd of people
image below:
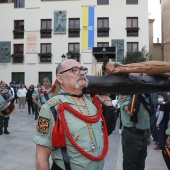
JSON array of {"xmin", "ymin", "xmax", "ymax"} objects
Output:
[{"xmin": 0, "ymin": 59, "xmax": 170, "ymax": 170}]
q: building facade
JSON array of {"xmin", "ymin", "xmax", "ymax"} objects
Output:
[
  {"xmin": 0, "ymin": 0, "xmax": 149, "ymax": 86},
  {"xmin": 160, "ymin": 0, "xmax": 170, "ymax": 61}
]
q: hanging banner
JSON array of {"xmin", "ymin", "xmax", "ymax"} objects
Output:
[
  {"xmin": 26, "ymin": 31, "xmax": 38, "ymax": 54},
  {"xmin": 82, "ymin": 6, "xmax": 94, "ymax": 50}
]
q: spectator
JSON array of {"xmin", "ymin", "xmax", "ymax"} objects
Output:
[
  {"xmin": 17, "ymin": 83, "xmax": 27, "ymax": 112},
  {"xmin": 26, "ymin": 85, "xmax": 35, "ymax": 115}
]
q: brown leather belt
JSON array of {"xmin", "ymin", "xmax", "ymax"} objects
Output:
[{"xmin": 124, "ymin": 126, "xmax": 148, "ymax": 135}]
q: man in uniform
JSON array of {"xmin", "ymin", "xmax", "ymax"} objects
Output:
[
  {"xmin": 0, "ymin": 81, "xmax": 13, "ymax": 135},
  {"xmin": 32, "ymin": 83, "xmax": 41, "ymax": 120},
  {"xmin": 118, "ymin": 94, "xmax": 151, "ymax": 170},
  {"xmin": 32, "ymin": 78, "xmax": 57, "ymax": 113},
  {"xmin": 33, "ymin": 59, "xmax": 113, "ymax": 170}
]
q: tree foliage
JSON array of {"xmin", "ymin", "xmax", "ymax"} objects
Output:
[{"xmin": 122, "ymin": 46, "xmax": 150, "ymax": 64}]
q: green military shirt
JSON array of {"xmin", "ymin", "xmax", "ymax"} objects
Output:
[
  {"xmin": 32, "ymin": 86, "xmax": 52, "ymax": 104},
  {"xmin": 0, "ymin": 88, "xmax": 13, "ymax": 115},
  {"xmin": 166, "ymin": 120, "xmax": 170, "ymax": 136},
  {"xmin": 33, "ymin": 90, "xmax": 105, "ymax": 170},
  {"xmin": 0, "ymin": 88, "xmax": 13, "ymax": 102},
  {"xmin": 0, "ymin": 94, "xmax": 5, "ymax": 103},
  {"xmin": 118, "ymin": 95, "xmax": 150, "ymax": 130},
  {"xmin": 32, "ymin": 88, "xmax": 41, "ymax": 103}
]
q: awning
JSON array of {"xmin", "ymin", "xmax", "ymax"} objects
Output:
[{"xmin": 92, "ymin": 47, "xmax": 116, "ymax": 62}]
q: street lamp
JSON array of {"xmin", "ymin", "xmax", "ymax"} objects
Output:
[{"xmin": 61, "ymin": 54, "xmax": 66, "ymax": 61}]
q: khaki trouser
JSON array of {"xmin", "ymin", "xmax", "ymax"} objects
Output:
[{"xmin": 18, "ymin": 97, "xmax": 26, "ymax": 110}]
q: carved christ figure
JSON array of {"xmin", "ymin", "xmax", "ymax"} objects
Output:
[{"xmin": 106, "ymin": 61, "xmax": 170, "ymax": 75}]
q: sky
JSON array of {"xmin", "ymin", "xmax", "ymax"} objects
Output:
[{"xmin": 148, "ymin": 0, "xmax": 161, "ymax": 43}]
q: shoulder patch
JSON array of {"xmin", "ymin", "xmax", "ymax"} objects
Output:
[
  {"xmin": 37, "ymin": 117, "xmax": 50, "ymax": 135},
  {"xmin": 120, "ymin": 95, "xmax": 127, "ymax": 101}
]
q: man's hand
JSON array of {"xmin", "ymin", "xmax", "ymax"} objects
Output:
[
  {"xmin": 156, "ymin": 124, "xmax": 159, "ymax": 128},
  {"xmin": 167, "ymin": 136, "xmax": 170, "ymax": 148},
  {"xmin": 147, "ymin": 138, "xmax": 152, "ymax": 146},
  {"xmin": 95, "ymin": 94, "xmax": 112, "ymax": 106}
]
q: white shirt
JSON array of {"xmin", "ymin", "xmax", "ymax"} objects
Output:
[{"xmin": 17, "ymin": 88, "xmax": 27, "ymax": 97}]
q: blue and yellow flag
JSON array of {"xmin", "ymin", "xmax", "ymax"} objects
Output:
[{"xmin": 82, "ymin": 6, "xmax": 94, "ymax": 50}]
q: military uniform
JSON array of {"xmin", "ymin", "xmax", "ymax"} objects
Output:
[
  {"xmin": 33, "ymin": 90, "xmax": 105, "ymax": 170},
  {"xmin": 32, "ymin": 86, "xmax": 53, "ymax": 105},
  {"xmin": 166, "ymin": 121, "xmax": 170, "ymax": 136},
  {"xmin": 0, "ymin": 88, "xmax": 13, "ymax": 135},
  {"xmin": 118, "ymin": 95, "xmax": 150, "ymax": 170},
  {"xmin": 32, "ymin": 86, "xmax": 53, "ymax": 120}
]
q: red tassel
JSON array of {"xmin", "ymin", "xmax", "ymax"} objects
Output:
[
  {"xmin": 52, "ymin": 119, "xmax": 66, "ymax": 147},
  {"xmin": 50, "ymin": 84, "xmax": 56, "ymax": 93}
]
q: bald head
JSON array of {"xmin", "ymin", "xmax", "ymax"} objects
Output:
[{"xmin": 56, "ymin": 59, "xmax": 81, "ymax": 74}]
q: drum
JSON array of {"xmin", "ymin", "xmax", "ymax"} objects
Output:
[{"xmin": 0, "ymin": 101, "xmax": 15, "ymax": 117}]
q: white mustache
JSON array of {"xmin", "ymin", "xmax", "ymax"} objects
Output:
[{"xmin": 75, "ymin": 76, "xmax": 89, "ymax": 89}]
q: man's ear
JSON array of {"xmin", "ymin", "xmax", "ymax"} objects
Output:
[{"xmin": 56, "ymin": 74, "xmax": 63, "ymax": 85}]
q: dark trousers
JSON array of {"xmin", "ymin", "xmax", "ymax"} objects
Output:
[
  {"xmin": 122, "ymin": 128, "xmax": 147, "ymax": 170},
  {"xmin": 33, "ymin": 103, "xmax": 39, "ymax": 119},
  {"xmin": 27, "ymin": 101, "xmax": 34, "ymax": 114},
  {"xmin": 51, "ymin": 161, "xmax": 64, "ymax": 170},
  {"xmin": 156, "ymin": 122, "xmax": 166, "ymax": 148},
  {"xmin": 113, "ymin": 108, "xmax": 120, "ymax": 130},
  {"xmin": 0, "ymin": 115, "xmax": 9, "ymax": 128}
]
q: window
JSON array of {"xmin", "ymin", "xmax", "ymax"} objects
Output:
[
  {"xmin": 127, "ymin": 42, "xmax": 138, "ymax": 52},
  {"xmin": 97, "ymin": 0, "xmax": 109, "ymax": 5},
  {"xmin": 68, "ymin": 18, "xmax": 80, "ymax": 37},
  {"xmin": 12, "ymin": 44, "xmax": 24, "ymax": 63},
  {"xmin": 13, "ymin": 20, "xmax": 24, "ymax": 39},
  {"xmin": 126, "ymin": 0, "xmax": 138, "ymax": 4},
  {"xmin": 39, "ymin": 72, "xmax": 52, "ymax": 85},
  {"xmin": 97, "ymin": 18, "xmax": 109, "ymax": 37},
  {"xmin": 68, "ymin": 43, "xmax": 80, "ymax": 62},
  {"xmin": 97, "ymin": 42, "xmax": 109, "ymax": 47},
  {"xmin": 68, "ymin": 43, "xmax": 80, "ymax": 53},
  {"xmin": 12, "ymin": 72, "xmax": 25, "ymax": 84},
  {"xmin": 39, "ymin": 43, "xmax": 52, "ymax": 62},
  {"xmin": 14, "ymin": 44, "xmax": 23, "ymax": 54},
  {"xmin": 14, "ymin": 0, "xmax": 25, "ymax": 8},
  {"xmin": 40, "ymin": 19, "xmax": 52, "ymax": 38},
  {"xmin": 126, "ymin": 17, "xmax": 139, "ymax": 36}
]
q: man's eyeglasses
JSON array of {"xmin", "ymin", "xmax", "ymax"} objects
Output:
[{"xmin": 59, "ymin": 67, "xmax": 88, "ymax": 75}]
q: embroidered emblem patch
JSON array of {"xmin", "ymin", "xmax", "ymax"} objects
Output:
[
  {"xmin": 37, "ymin": 117, "xmax": 50, "ymax": 135},
  {"xmin": 120, "ymin": 95, "xmax": 127, "ymax": 101},
  {"xmin": 47, "ymin": 98, "xmax": 57, "ymax": 106}
]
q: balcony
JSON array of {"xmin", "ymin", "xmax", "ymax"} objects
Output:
[
  {"xmin": 11, "ymin": 53, "xmax": 24, "ymax": 63},
  {"xmin": 13, "ymin": 29, "xmax": 24, "ymax": 39},
  {"xmin": 92, "ymin": 47, "xmax": 116, "ymax": 62},
  {"xmin": 97, "ymin": 27, "xmax": 110, "ymax": 37},
  {"xmin": 126, "ymin": 27, "xmax": 139, "ymax": 36},
  {"xmin": 38, "ymin": 52, "xmax": 52, "ymax": 62},
  {"xmin": 68, "ymin": 28, "xmax": 80, "ymax": 37},
  {"xmin": 40, "ymin": 29, "xmax": 52, "ymax": 38}
]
